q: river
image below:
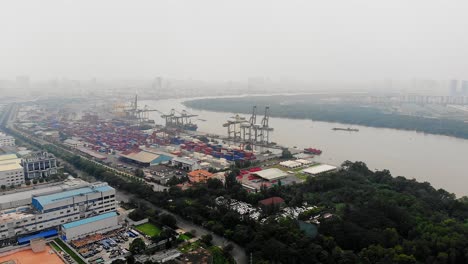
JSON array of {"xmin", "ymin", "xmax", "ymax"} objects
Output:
[{"xmin": 142, "ymin": 96, "xmax": 468, "ymax": 197}]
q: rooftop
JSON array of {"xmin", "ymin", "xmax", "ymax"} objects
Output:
[
  {"xmin": 0, "ymin": 154, "xmax": 18, "ymax": 162},
  {"xmin": 0, "ymin": 178, "xmax": 89, "ymax": 209},
  {"xmin": 62, "ymin": 212, "xmax": 117, "ymax": 229},
  {"xmin": 0, "ymin": 161, "xmax": 23, "ymax": 171},
  {"xmin": 259, "ymin": 197, "xmax": 285, "ymax": 206},
  {"xmin": 120, "ymin": 150, "xmax": 160, "ymax": 163},
  {"xmin": 302, "ymin": 164, "xmax": 337, "ymax": 175},
  {"xmin": 32, "ymin": 184, "xmax": 113, "ymax": 208},
  {"xmin": 254, "ymin": 168, "xmax": 288, "ymax": 181}
]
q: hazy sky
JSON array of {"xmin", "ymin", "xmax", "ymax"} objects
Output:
[{"xmin": 1, "ymin": 0, "xmax": 468, "ymax": 81}]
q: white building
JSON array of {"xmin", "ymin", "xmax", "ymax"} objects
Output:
[
  {"xmin": 171, "ymin": 157, "xmax": 201, "ymax": 171},
  {"xmin": 0, "ymin": 132, "xmax": 15, "ymax": 147},
  {"xmin": 302, "ymin": 164, "xmax": 338, "ymax": 176},
  {"xmin": 63, "ymin": 139, "xmax": 84, "ymax": 148},
  {"xmin": 279, "ymin": 160, "xmax": 302, "ymax": 169},
  {"xmin": 0, "ymin": 177, "xmax": 89, "ymax": 210},
  {"xmin": 61, "ymin": 212, "xmax": 120, "ymax": 241},
  {"xmin": 0, "ymin": 154, "xmax": 25, "ymax": 187},
  {"xmin": 0, "ymin": 182, "xmax": 116, "ymax": 240},
  {"xmin": 21, "ymin": 151, "xmax": 58, "ymax": 179}
]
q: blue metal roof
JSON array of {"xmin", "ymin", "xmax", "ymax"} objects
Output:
[
  {"xmin": 32, "ymin": 185, "xmax": 114, "ymax": 210},
  {"xmin": 62, "ymin": 212, "xmax": 118, "ymax": 229},
  {"xmin": 18, "ymin": 229, "xmax": 58, "ymax": 245}
]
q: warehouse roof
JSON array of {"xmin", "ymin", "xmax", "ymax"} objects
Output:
[
  {"xmin": 120, "ymin": 150, "xmax": 160, "ymax": 163},
  {"xmin": 172, "ymin": 157, "xmax": 198, "ymax": 165},
  {"xmin": 0, "ymin": 154, "xmax": 18, "ymax": 161},
  {"xmin": 279, "ymin": 160, "xmax": 302, "ymax": 168},
  {"xmin": 302, "ymin": 164, "xmax": 337, "ymax": 175},
  {"xmin": 0, "ymin": 161, "xmax": 23, "ymax": 171},
  {"xmin": 254, "ymin": 168, "xmax": 288, "ymax": 181},
  {"xmin": 0, "ymin": 179, "xmax": 89, "ymax": 208},
  {"xmin": 32, "ymin": 184, "xmax": 113, "ymax": 208},
  {"xmin": 62, "ymin": 212, "xmax": 117, "ymax": 229}
]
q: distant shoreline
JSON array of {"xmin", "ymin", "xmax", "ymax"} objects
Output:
[{"xmin": 183, "ymin": 95, "xmax": 468, "ymax": 140}]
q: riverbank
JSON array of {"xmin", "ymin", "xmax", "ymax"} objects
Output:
[{"xmin": 184, "ymin": 96, "xmax": 468, "ymax": 140}]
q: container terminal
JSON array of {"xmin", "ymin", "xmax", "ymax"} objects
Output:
[{"xmin": 11, "ymin": 97, "xmax": 336, "ymax": 193}]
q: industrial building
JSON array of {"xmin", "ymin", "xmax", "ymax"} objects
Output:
[
  {"xmin": 63, "ymin": 138, "xmax": 85, "ymax": 148},
  {"xmin": 171, "ymin": 156, "xmax": 201, "ymax": 171},
  {"xmin": 302, "ymin": 164, "xmax": 337, "ymax": 176},
  {"xmin": 253, "ymin": 168, "xmax": 288, "ymax": 181},
  {"xmin": 0, "ymin": 154, "xmax": 25, "ymax": 187},
  {"xmin": 0, "ymin": 132, "xmax": 15, "ymax": 147},
  {"xmin": 0, "ymin": 182, "xmax": 116, "ymax": 240},
  {"xmin": 279, "ymin": 160, "xmax": 302, "ymax": 169},
  {"xmin": 119, "ymin": 149, "xmax": 174, "ymax": 167},
  {"xmin": 61, "ymin": 211, "xmax": 120, "ymax": 241},
  {"xmin": 0, "ymin": 177, "xmax": 89, "ymax": 210},
  {"xmin": 21, "ymin": 151, "xmax": 58, "ymax": 179}
]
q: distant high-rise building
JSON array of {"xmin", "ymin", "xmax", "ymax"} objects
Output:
[
  {"xmin": 449, "ymin": 79, "xmax": 458, "ymax": 96},
  {"xmin": 461, "ymin": 80, "xmax": 468, "ymax": 95},
  {"xmin": 152, "ymin": 77, "xmax": 163, "ymax": 90}
]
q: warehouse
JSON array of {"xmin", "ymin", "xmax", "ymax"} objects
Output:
[
  {"xmin": 0, "ymin": 154, "xmax": 25, "ymax": 187},
  {"xmin": 61, "ymin": 212, "xmax": 120, "ymax": 241},
  {"xmin": 119, "ymin": 149, "xmax": 173, "ymax": 167},
  {"xmin": 254, "ymin": 168, "xmax": 288, "ymax": 181},
  {"xmin": 279, "ymin": 160, "xmax": 302, "ymax": 168},
  {"xmin": 171, "ymin": 157, "xmax": 201, "ymax": 171},
  {"xmin": 0, "ymin": 177, "xmax": 89, "ymax": 210},
  {"xmin": 302, "ymin": 164, "xmax": 337, "ymax": 176},
  {"xmin": 0, "ymin": 182, "xmax": 117, "ymax": 240}
]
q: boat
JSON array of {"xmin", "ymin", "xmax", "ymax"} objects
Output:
[
  {"xmin": 304, "ymin": 148, "xmax": 322, "ymax": 155},
  {"xmin": 332, "ymin": 127, "xmax": 359, "ymax": 132}
]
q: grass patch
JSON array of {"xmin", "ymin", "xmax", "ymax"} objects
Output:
[
  {"xmin": 179, "ymin": 241, "xmax": 201, "ymax": 253},
  {"xmin": 178, "ymin": 234, "xmax": 191, "ymax": 241},
  {"xmin": 49, "ymin": 241, "xmax": 62, "ymax": 252},
  {"xmin": 54, "ymin": 238, "xmax": 86, "ymax": 264},
  {"xmin": 135, "ymin": 222, "xmax": 161, "ymax": 237}
]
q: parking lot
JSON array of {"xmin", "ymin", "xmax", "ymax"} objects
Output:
[{"xmin": 68, "ymin": 227, "xmax": 151, "ymax": 263}]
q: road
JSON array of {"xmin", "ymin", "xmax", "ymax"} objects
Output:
[{"xmin": 116, "ymin": 190, "xmax": 248, "ymax": 264}]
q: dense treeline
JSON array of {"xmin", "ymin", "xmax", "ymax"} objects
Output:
[{"xmin": 185, "ymin": 97, "xmax": 468, "ymax": 139}]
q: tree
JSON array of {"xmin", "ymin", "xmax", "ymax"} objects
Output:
[
  {"xmin": 25, "ymin": 180, "xmax": 31, "ymax": 186},
  {"xmin": 224, "ymin": 244, "xmax": 234, "ymax": 252},
  {"xmin": 0, "ymin": 185, "xmax": 5, "ymax": 190},
  {"xmin": 134, "ymin": 168, "xmax": 145, "ymax": 178},
  {"xmin": 129, "ymin": 238, "xmax": 146, "ymax": 254},
  {"xmin": 281, "ymin": 148, "xmax": 293, "ymax": 159},
  {"xmin": 160, "ymin": 214, "xmax": 177, "ymax": 228},
  {"xmin": 201, "ymin": 234, "xmax": 213, "ymax": 246},
  {"xmin": 32, "ymin": 179, "xmax": 38, "ymax": 184}
]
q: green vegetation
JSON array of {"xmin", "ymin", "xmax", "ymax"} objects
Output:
[
  {"xmin": 178, "ymin": 234, "xmax": 191, "ymax": 241},
  {"xmin": 185, "ymin": 95, "xmax": 468, "ymax": 139},
  {"xmin": 49, "ymin": 241, "xmax": 62, "ymax": 252},
  {"xmin": 129, "ymin": 238, "xmax": 147, "ymax": 254},
  {"xmin": 179, "ymin": 241, "xmax": 201, "ymax": 253},
  {"xmin": 54, "ymin": 238, "xmax": 86, "ymax": 264},
  {"xmin": 209, "ymin": 246, "xmax": 236, "ymax": 264},
  {"xmin": 135, "ymin": 223, "xmax": 161, "ymax": 237}
]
